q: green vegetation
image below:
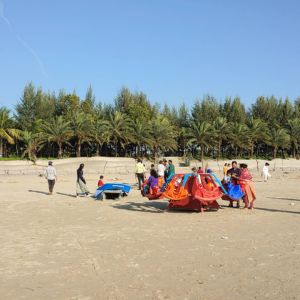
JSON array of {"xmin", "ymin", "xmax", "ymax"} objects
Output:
[{"xmin": 1, "ymin": 83, "xmax": 300, "ymax": 161}]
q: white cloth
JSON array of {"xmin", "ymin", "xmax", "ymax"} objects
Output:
[
  {"xmin": 44, "ymin": 166, "xmax": 57, "ymax": 180},
  {"xmin": 157, "ymin": 163, "xmax": 165, "ymax": 177},
  {"xmin": 262, "ymin": 166, "xmax": 271, "ymax": 181}
]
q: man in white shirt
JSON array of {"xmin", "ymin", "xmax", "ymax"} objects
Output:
[
  {"xmin": 135, "ymin": 159, "xmax": 146, "ymax": 190},
  {"xmin": 157, "ymin": 160, "xmax": 165, "ymax": 177},
  {"xmin": 44, "ymin": 161, "xmax": 57, "ymax": 195}
]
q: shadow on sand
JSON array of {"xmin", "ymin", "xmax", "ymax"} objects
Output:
[
  {"xmin": 113, "ymin": 201, "xmax": 168, "ymax": 214},
  {"xmin": 28, "ymin": 189, "xmax": 49, "ymax": 195},
  {"xmin": 267, "ymin": 197, "xmax": 300, "ymax": 202},
  {"xmin": 255, "ymin": 207, "xmax": 300, "ymax": 215},
  {"xmin": 56, "ymin": 192, "xmax": 77, "ymax": 198}
]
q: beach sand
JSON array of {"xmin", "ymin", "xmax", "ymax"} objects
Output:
[{"xmin": 0, "ymin": 158, "xmax": 299, "ymax": 300}]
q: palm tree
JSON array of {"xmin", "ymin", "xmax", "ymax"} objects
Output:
[
  {"xmin": 0, "ymin": 107, "xmax": 20, "ymax": 157},
  {"xmin": 247, "ymin": 118, "xmax": 269, "ymax": 157},
  {"xmin": 227, "ymin": 122, "xmax": 249, "ymax": 157},
  {"xmin": 70, "ymin": 112, "xmax": 93, "ymax": 157},
  {"xmin": 105, "ymin": 111, "xmax": 133, "ymax": 156},
  {"xmin": 287, "ymin": 118, "xmax": 300, "ymax": 158},
  {"xmin": 267, "ymin": 127, "xmax": 290, "ymax": 158},
  {"xmin": 39, "ymin": 116, "xmax": 72, "ymax": 158},
  {"xmin": 21, "ymin": 131, "xmax": 42, "ymax": 163},
  {"xmin": 131, "ymin": 120, "xmax": 152, "ymax": 157},
  {"xmin": 149, "ymin": 116, "xmax": 177, "ymax": 162},
  {"xmin": 92, "ymin": 117, "xmax": 110, "ymax": 156},
  {"xmin": 213, "ymin": 116, "xmax": 228, "ymax": 158},
  {"xmin": 188, "ymin": 121, "xmax": 216, "ymax": 168}
]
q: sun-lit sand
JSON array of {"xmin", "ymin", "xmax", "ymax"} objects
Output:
[{"xmin": 0, "ymin": 157, "xmax": 299, "ymax": 299}]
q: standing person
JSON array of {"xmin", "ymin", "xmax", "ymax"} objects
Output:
[
  {"xmin": 262, "ymin": 162, "xmax": 271, "ymax": 182},
  {"xmin": 226, "ymin": 161, "xmax": 241, "ymax": 207},
  {"xmin": 157, "ymin": 160, "xmax": 165, "ymax": 178},
  {"xmin": 76, "ymin": 163, "xmax": 89, "ymax": 197},
  {"xmin": 44, "ymin": 161, "xmax": 57, "ymax": 195},
  {"xmin": 163, "ymin": 159, "xmax": 169, "ymax": 181},
  {"xmin": 239, "ymin": 163, "xmax": 256, "ymax": 209},
  {"xmin": 166, "ymin": 159, "xmax": 175, "ymax": 181},
  {"xmin": 223, "ymin": 163, "xmax": 229, "ymax": 176},
  {"xmin": 135, "ymin": 159, "xmax": 146, "ymax": 190}
]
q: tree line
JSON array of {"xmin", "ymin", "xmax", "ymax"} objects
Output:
[{"xmin": 1, "ymin": 82, "xmax": 300, "ymax": 162}]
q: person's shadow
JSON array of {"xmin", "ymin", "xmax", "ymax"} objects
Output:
[
  {"xmin": 56, "ymin": 192, "xmax": 77, "ymax": 198},
  {"xmin": 28, "ymin": 190, "xmax": 49, "ymax": 195},
  {"xmin": 113, "ymin": 201, "xmax": 168, "ymax": 213}
]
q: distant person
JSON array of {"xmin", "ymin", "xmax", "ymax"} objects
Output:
[
  {"xmin": 163, "ymin": 159, "xmax": 169, "ymax": 181},
  {"xmin": 157, "ymin": 160, "xmax": 165, "ymax": 178},
  {"xmin": 44, "ymin": 161, "xmax": 57, "ymax": 195},
  {"xmin": 197, "ymin": 166, "xmax": 204, "ymax": 174},
  {"xmin": 223, "ymin": 163, "xmax": 229, "ymax": 176},
  {"xmin": 262, "ymin": 162, "xmax": 271, "ymax": 182},
  {"xmin": 226, "ymin": 161, "xmax": 241, "ymax": 207},
  {"xmin": 150, "ymin": 163, "xmax": 155, "ymax": 171},
  {"xmin": 135, "ymin": 159, "xmax": 146, "ymax": 190},
  {"xmin": 98, "ymin": 175, "xmax": 104, "ymax": 187},
  {"xmin": 76, "ymin": 163, "xmax": 89, "ymax": 197},
  {"xmin": 167, "ymin": 159, "xmax": 175, "ymax": 180},
  {"xmin": 239, "ymin": 163, "xmax": 256, "ymax": 209}
]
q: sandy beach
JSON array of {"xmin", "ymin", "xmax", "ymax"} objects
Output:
[{"xmin": 0, "ymin": 157, "xmax": 299, "ymax": 300}]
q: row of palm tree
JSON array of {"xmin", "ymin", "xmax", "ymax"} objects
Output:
[
  {"xmin": 1, "ymin": 107, "xmax": 299, "ymax": 162},
  {"xmin": 1, "ymin": 84, "xmax": 300, "ymax": 162}
]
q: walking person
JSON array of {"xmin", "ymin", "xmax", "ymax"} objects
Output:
[
  {"xmin": 262, "ymin": 162, "xmax": 271, "ymax": 182},
  {"xmin": 135, "ymin": 159, "xmax": 146, "ymax": 190},
  {"xmin": 44, "ymin": 161, "xmax": 57, "ymax": 195},
  {"xmin": 76, "ymin": 163, "xmax": 89, "ymax": 197}
]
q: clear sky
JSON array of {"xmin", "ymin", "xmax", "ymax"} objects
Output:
[{"xmin": 1, "ymin": 0, "xmax": 300, "ymax": 110}]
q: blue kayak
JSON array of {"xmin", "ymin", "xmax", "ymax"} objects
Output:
[{"xmin": 95, "ymin": 183, "xmax": 131, "ymax": 199}]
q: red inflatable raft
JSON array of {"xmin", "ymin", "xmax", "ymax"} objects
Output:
[{"xmin": 163, "ymin": 173, "xmax": 222, "ymax": 212}]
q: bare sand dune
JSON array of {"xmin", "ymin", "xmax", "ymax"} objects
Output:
[{"xmin": 0, "ymin": 158, "xmax": 299, "ymax": 299}]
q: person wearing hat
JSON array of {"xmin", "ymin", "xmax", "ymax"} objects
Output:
[{"xmin": 44, "ymin": 161, "xmax": 57, "ymax": 195}]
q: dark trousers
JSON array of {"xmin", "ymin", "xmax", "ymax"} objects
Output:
[
  {"xmin": 136, "ymin": 173, "xmax": 144, "ymax": 190},
  {"xmin": 48, "ymin": 179, "xmax": 55, "ymax": 193}
]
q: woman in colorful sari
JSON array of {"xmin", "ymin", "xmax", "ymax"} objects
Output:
[
  {"xmin": 239, "ymin": 163, "xmax": 256, "ymax": 209},
  {"xmin": 144, "ymin": 169, "xmax": 159, "ymax": 195}
]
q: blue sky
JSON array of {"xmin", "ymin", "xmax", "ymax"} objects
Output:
[{"xmin": 1, "ymin": 0, "xmax": 300, "ymax": 110}]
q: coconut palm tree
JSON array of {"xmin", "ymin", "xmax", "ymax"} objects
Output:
[
  {"xmin": 247, "ymin": 118, "xmax": 269, "ymax": 157},
  {"xmin": 213, "ymin": 116, "xmax": 228, "ymax": 158},
  {"xmin": 0, "ymin": 107, "xmax": 20, "ymax": 157},
  {"xmin": 131, "ymin": 120, "xmax": 152, "ymax": 157},
  {"xmin": 92, "ymin": 117, "xmax": 110, "ymax": 156},
  {"xmin": 39, "ymin": 116, "xmax": 72, "ymax": 158},
  {"xmin": 70, "ymin": 112, "xmax": 93, "ymax": 157},
  {"xmin": 105, "ymin": 111, "xmax": 133, "ymax": 156},
  {"xmin": 227, "ymin": 122, "xmax": 249, "ymax": 157},
  {"xmin": 188, "ymin": 121, "xmax": 216, "ymax": 167},
  {"xmin": 267, "ymin": 127, "xmax": 290, "ymax": 158},
  {"xmin": 21, "ymin": 131, "xmax": 43, "ymax": 163},
  {"xmin": 287, "ymin": 118, "xmax": 300, "ymax": 158},
  {"xmin": 149, "ymin": 116, "xmax": 177, "ymax": 162}
]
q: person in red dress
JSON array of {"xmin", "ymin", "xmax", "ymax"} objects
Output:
[{"xmin": 98, "ymin": 175, "xmax": 104, "ymax": 187}]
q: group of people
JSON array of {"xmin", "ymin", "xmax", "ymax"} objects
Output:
[
  {"xmin": 44, "ymin": 162, "xmax": 104, "ymax": 197},
  {"xmin": 135, "ymin": 158, "xmax": 175, "ymax": 192},
  {"xmin": 223, "ymin": 161, "xmax": 256, "ymax": 209}
]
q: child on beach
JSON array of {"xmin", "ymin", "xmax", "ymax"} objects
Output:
[
  {"xmin": 262, "ymin": 163, "xmax": 271, "ymax": 182},
  {"xmin": 98, "ymin": 175, "xmax": 104, "ymax": 187}
]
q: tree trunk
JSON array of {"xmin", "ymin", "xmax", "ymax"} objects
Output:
[
  {"xmin": 201, "ymin": 147, "xmax": 204, "ymax": 169},
  {"xmin": 58, "ymin": 142, "xmax": 63, "ymax": 158},
  {"xmin": 115, "ymin": 141, "xmax": 118, "ymax": 157},
  {"xmin": 0, "ymin": 138, "xmax": 3, "ymax": 157},
  {"xmin": 96, "ymin": 144, "xmax": 100, "ymax": 156},
  {"xmin": 251, "ymin": 143, "xmax": 254, "ymax": 158},
  {"xmin": 293, "ymin": 146, "xmax": 296, "ymax": 158},
  {"xmin": 273, "ymin": 147, "xmax": 277, "ymax": 159},
  {"xmin": 218, "ymin": 140, "xmax": 221, "ymax": 159},
  {"xmin": 76, "ymin": 141, "xmax": 81, "ymax": 157}
]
